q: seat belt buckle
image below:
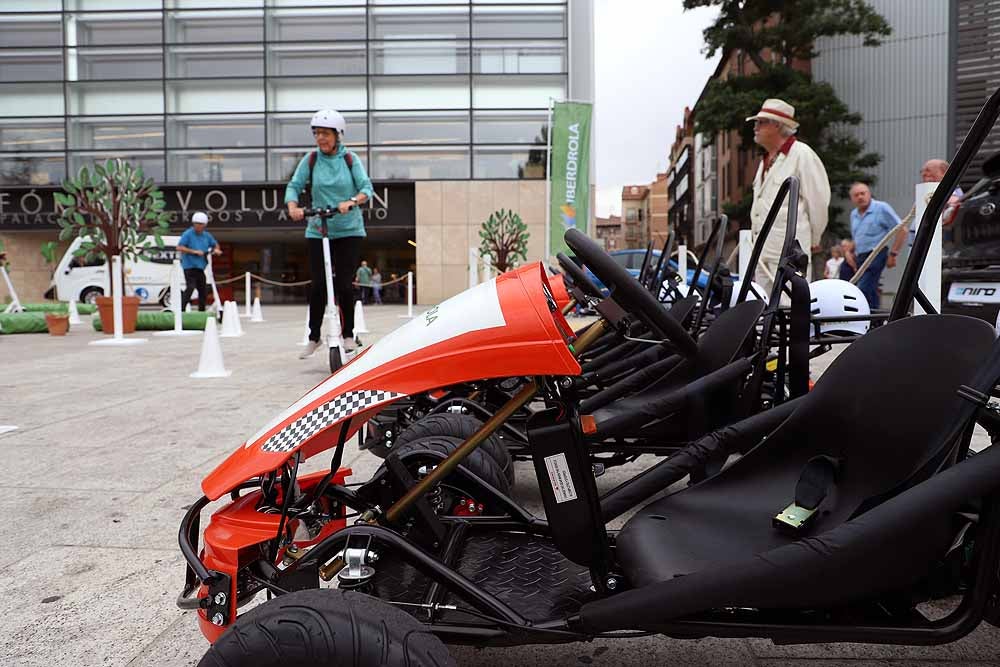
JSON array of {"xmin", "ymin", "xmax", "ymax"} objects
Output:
[{"xmin": 773, "ymin": 502, "xmax": 817, "ymax": 532}]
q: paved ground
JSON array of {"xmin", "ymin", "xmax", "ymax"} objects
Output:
[{"xmin": 1, "ymin": 304, "xmax": 998, "ymax": 666}]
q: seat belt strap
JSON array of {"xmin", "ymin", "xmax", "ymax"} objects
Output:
[{"xmin": 773, "ymin": 455, "xmax": 841, "ymax": 532}]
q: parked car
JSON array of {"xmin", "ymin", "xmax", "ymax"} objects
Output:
[{"xmin": 48, "ymin": 235, "xmax": 181, "ymax": 306}]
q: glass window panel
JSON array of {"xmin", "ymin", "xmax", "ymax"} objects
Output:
[
  {"xmin": 267, "ymin": 77, "xmax": 366, "ymax": 112},
  {"xmin": 0, "ymin": 15, "xmax": 62, "ymax": 47},
  {"xmin": 369, "ymin": 6, "xmax": 469, "ymax": 40},
  {"xmin": 166, "ymin": 45, "xmax": 263, "ymax": 78},
  {"xmin": 473, "ymin": 110, "xmax": 547, "ymax": 143},
  {"xmin": 473, "ymin": 41, "xmax": 566, "ymax": 74},
  {"xmin": 371, "ymin": 75, "xmax": 469, "ymax": 110},
  {"xmin": 167, "ymin": 114, "xmax": 264, "ymax": 148},
  {"xmin": 267, "ymin": 43, "xmax": 365, "ymax": 77},
  {"xmin": 66, "ymin": 0, "xmax": 161, "ymax": 9},
  {"xmin": 166, "ymin": 9, "xmax": 263, "ymax": 44},
  {"xmin": 0, "ymin": 83, "xmax": 64, "ymax": 117},
  {"xmin": 268, "ymin": 112, "xmax": 366, "ymax": 146},
  {"xmin": 373, "ymin": 0, "xmax": 467, "ymax": 4},
  {"xmin": 69, "ymin": 116, "xmax": 164, "ymax": 150},
  {"xmin": 268, "ymin": 147, "xmax": 368, "ymax": 181},
  {"xmin": 474, "ymin": 146, "xmax": 545, "ymax": 179},
  {"xmin": 69, "ymin": 151, "xmax": 164, "ymax": 182},
  {"xmin": 68, "ymin": 12, "xmax": 163, "ymax": 47},
  {"xmin": 370, "ymin": 41, "xmax": 470, "ymax": 75},
  {"xmin": 168, "ymin": 149, "xmax": 265, "ymax": 182},
  {"xmin": 0, "ymin": 50, "xmax": 63, "ymax": 82},
  {"xmin": 266, "ymin": 7, "xmax": 365, "ymax": 41},
  {"xmin": 0, "ymin": 153, "xmax": 65, "ymax": 185},
  {"xmin": 167, "ymin": 0, "xmax": 261, "ymax": 7},
  {"xmin": 0, "ymin": 0, "xmax": 61, "ymax": 10},
  {"xmin": 0, "ymin": 119, "xmax": 64, "ymax": 151},
  {"xmin": 472, "ymin": 74, "xmax": 565, "ymax": 108},
  {"xmin": 68, "ymin": 47, "xmax": 162, "ymax": 80},
  {"xmin": 472, "ymin": 5, "xmax": 566, "ymax": 38},
  {"xmin": 68, "ymin": 80, "xmax": 162, "ymax": 115},
  {"xmin": 370, "ymin": 147, "xmax": 469, "ymax": 180},
  {"xmin": 371, "ymin": 111, "xmax": 468, "ymax": 145},
  {"xmin": 166, "ymin": 79, "xmax": 264, "ymax": 114},
  {"xmin": 266, "ymin": 0, "xmax": 364, "ymax": 6}
]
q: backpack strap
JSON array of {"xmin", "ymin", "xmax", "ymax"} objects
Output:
[
  {"xmin": 343, "ymin": 151, "xmax": 359, "ymax": 194},
  {"xmin": 303, "ymin": 150, "xmax": 318, "ymax": 203}
]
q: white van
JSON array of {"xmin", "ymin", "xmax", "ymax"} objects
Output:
[{"xmin": 50, "ymin": 236, "xmax": 183, "ymax": 306}]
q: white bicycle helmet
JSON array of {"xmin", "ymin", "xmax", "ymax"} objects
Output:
[
  {"xmin": 729, "ymin": 279, "xmax": 769, "ymax": 308},
  {"xmin": 809, "ymin": 279, "xmax": 870, "ymax": 336},
  {"xmin": 311, "ymin": 109, "xmax": 346, "ymax": 136}
]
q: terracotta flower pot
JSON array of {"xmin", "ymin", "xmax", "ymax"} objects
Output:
[
  {"xmin": 44, "ymin": 312, "xmax": 70, "ymax": 336},
  {"xmin": 95, "ymin": 295, "xmax": 140, "ymax": 335}
]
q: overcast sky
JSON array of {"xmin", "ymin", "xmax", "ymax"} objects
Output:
[{"xmin": 593, "ymin": 0, "xmax": 721, "ymax": 217}]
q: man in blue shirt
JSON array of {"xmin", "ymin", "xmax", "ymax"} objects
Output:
[
  {"xmin": 849, "ymin": 182, "xmax": 901, "ymax": 309},
  {"xmin": 177, "ymin": 211, "xmax": 221, "ymax": 312}
]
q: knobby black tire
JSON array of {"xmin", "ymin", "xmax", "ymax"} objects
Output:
[
  {"xmin": 199, "ymin": 589, "xmax": 455, "ymax": 667},
  {"xmin": 393, "ymin": 413, "xmax": 514, "ymax": 485},
  {"xmin": 388, "ymin": 434, "xmax": 510, "ymax": 496}
]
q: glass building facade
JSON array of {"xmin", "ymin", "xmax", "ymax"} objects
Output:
[{"xmin": 0, "ymin": 0, "xmax": 571, "ymax": 186}]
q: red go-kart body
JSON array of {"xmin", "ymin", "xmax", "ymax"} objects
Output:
[{"xmin": 193, "ymin": 263, "xmax": 578, "ymax": 640}]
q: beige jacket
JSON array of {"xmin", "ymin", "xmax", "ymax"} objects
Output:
[{"xmin": 750, "ymin": 139, "xmax": 830, "ymax": 286}]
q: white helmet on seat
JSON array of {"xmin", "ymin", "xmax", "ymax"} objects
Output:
[
  {"xmin": 729, "ymin": 279, "xmax": 769, "ymax": 308},
  {"xmin": 809, "ymin": 279, "xmax": 870, "ymax": 336},
  {"xmin": 311, "ymin": 109, "xmax": 346, "ymax": 136}
]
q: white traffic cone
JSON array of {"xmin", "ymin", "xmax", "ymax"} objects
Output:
[
  {"xmin": 250, "ymin": 297, "xmax": 265, "ymax": 323},
  {"xmin": 67, "ymin": 299, "xmax": 82, "ymax": 326},
  {"xmin": 185, "ymin": 302, "xmax": 192, "ymax": 313},
  {"xmin": 190, "ymin": 316, "xmax": 231, "ymax": 378},
  {"xmin": 297, "ymin": 307, "xmax": 310, "ymax": 346},
  {"xmin": 219, "ymin": 301, "xmax": 245, "ymax": 338},
  {"xmin": 353, "ymin": 300, "xmax": 369, "ymax": 334}
]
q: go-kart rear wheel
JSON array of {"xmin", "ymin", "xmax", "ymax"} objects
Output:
[
  {"xmin": 393, "ymin": 413, "xmax": 515, "ymax": 486},
  {"xmin": 388, "ymin": 434, "xmax": 510, "ymax": 501},
  {"xmin": 329, "ymin": 346, "xmax": 343, "ymax": 373},
  {"xmin": 199, "ymin": 589, "xmax": 454, "ymax": 667}
]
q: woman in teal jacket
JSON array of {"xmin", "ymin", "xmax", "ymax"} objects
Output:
[{"xmin": 286, "ymin": 109, "xmax": 373, "ymax": 358}]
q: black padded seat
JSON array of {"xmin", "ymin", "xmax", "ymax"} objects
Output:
[
  {"xmin": 615, "ymin": 314, "xmax": 996, "ymax": 589},
  {"xmin": 591, "ymin": 300, "xmax": 766, "ymax": 438}
]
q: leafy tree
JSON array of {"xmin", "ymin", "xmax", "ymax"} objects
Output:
[
  {"xmin": 685, "ymin": 0, "xmax": 891, "ymax": 238},
  {"xmin": 54, "ymin": 159, "xmax": 170, "ymax": 298},
  {"xmin": 479, "ymin": 209, "xmax": 529, "ymax": 273}
]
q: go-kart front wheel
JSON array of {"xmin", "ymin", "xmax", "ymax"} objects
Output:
[
  {"xmin": 200, "ymin": 589, "xmax": 454, "ymax": 667},
  {"xmin": 329, "ymin": 345, "xmax": 343, "ymax": 373},
  {"xmin": 393, "ymin": 413, "xmax": 514, "ymax": 486}
]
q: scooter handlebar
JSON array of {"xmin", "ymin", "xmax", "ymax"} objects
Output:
[{"xmin": 302, "ymin": 205, "xmax": 354, "ymax": 218}]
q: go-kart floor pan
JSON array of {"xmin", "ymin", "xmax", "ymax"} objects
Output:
[{"xmin": 370, "ymin": 529, "xmax": 597, "ymax": 621}]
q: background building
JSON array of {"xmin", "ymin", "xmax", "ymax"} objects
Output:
[
  {"xmin": 594, "ymin": 213, "xmax": 623, "ymax": 250},
  {"xmin": 620, "ymin": 184, "xmax": 649, "ymax": 249},
  {"xmin": 0, "ymin": 0, "xmax": 593, "ymax": 305}
]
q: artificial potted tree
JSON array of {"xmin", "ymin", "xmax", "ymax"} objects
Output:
[
  {"xmin": 54, "ymin": 159, "xmax": 169, "ymax": 335},
  {"xmin": 40, "ymin": 241, "xmax": 69, "ymax": 335},
  {"xmin": 479, "ymin": 208, "xmax": 530, "ymax": 274}
]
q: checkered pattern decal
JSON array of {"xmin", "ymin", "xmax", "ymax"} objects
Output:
[{"xmin": 261, "ymin": 390, "xmax": 404, "ymax": 453}]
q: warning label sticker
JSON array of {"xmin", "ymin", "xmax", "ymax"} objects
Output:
[{"xmin": 544, "ymin": 453, "xmax": 578, "ymax": 504}]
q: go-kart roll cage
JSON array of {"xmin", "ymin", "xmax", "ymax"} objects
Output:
[{"xmin": 180, "ymin": 86, "xmax": 1000, "ymax": 647}]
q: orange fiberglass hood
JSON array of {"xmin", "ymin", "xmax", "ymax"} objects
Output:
[{"xmin": 202, "ymin": 262, "xmax": 580, "ymax": 500}]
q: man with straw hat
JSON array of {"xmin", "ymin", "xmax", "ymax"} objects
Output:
[{"xmin": 747, "ymin": 98, "xmax": 831, "ymax": 289}]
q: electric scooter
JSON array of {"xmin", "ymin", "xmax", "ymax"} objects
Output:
[{"xmin": 303, "ymin": 206, "xmax": 355, "ymax": 373}]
